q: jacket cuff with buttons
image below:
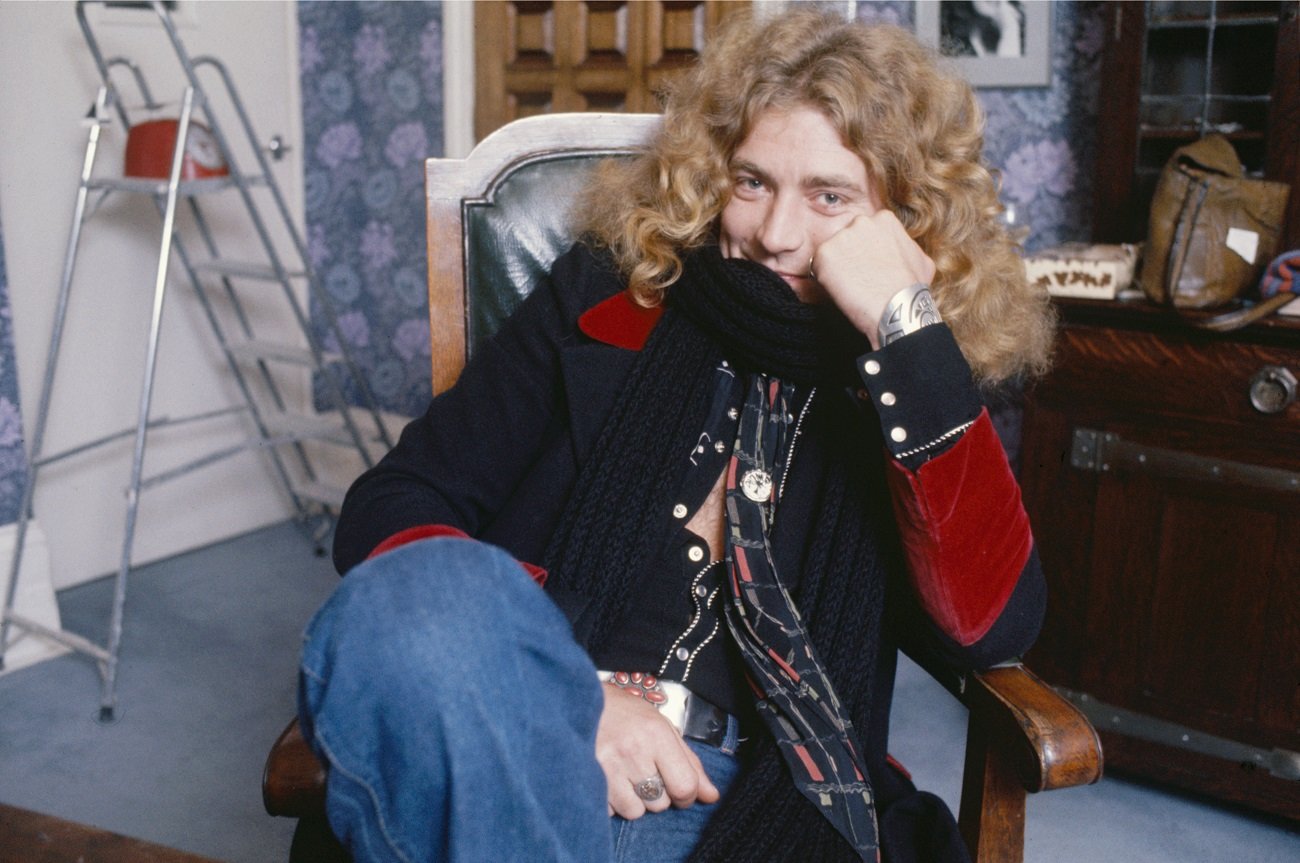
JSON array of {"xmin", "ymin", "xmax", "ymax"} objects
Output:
[{"xmin": 856, "ymin": 324, "xmax": 982, "ymax": 470}]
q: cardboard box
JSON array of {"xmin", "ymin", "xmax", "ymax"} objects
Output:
[{"xmin": 1024, "ymin": 243, "xmax": 1140, "ymax": 300}]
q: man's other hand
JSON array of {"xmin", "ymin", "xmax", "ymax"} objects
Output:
[{"xmin": 595, "ymin": 683, "xmax": 720, "ymax": 819}]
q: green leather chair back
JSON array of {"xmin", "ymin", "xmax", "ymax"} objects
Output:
[{"xmin": 425, "ymin": 113, "xmax": 660, "ymax": 392}]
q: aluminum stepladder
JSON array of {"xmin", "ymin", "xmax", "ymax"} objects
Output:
[{"xmin": 0, "ymin": 0, "xmax": 394, "ymax": 720}]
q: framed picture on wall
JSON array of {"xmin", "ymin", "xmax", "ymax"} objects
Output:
[{"xmin": 915, "ymin": 1, "xmax": 1052, "ymax": 87}]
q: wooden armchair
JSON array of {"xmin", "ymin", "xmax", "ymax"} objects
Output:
[{"xmin": 264, "ymin": 114, "xmax": 1103, "ymax": 863}]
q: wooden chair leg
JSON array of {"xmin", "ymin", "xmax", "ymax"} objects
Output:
[{"xmin": 959, "ymin": 711, "xmax": 1027, "ymax": 863}]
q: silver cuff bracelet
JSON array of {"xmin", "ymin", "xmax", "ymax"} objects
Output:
[{"xmin": 878, "ymin": 282, "xmax": 941, "ymax": 347}]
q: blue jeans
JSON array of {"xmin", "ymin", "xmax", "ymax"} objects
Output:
[{"xmin": 299, "ymin": 538, "xmax": 739, "ymax": 863}]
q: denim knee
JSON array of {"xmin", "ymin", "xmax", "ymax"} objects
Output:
[
  {"xmin": 302, "ymin": 537, "xmax": 583, "ymax": 700},
  {"xmin": 296, "ymin": 537, "xmax": 610, "ymax": 863}
]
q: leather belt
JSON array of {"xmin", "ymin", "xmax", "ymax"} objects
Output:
[{"xmin": 680, "ymin": 691, "xmax": 731, "ymax": 747}]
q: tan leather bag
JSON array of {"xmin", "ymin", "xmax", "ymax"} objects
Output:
[{"xmin": 1140, "ymin": 134, "xmax": 1291, "ymax": 329}]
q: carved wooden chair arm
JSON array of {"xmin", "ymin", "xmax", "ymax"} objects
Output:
[
  {"xmin": 957, "ymin": 662, "xmax": 1103, "ymax": 863},
  {"xmin": 966, "ymin": 662, "xmax": 1103, "ymax": 791},
  {"xmin": 263, "ymin": 719, "xmax": 326, "ymax": 819}
]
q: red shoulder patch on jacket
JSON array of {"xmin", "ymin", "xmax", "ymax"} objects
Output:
[{"xmin": 578, "ymin": 291, "xmax": 663, "ymax": 351}]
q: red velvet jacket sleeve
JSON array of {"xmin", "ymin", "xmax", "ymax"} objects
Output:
[{"xmin": 855, "ymin": 324, "xmax": 1038, "ymax": 650}]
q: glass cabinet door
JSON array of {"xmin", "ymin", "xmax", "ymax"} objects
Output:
[{"xmin": 1093, "ymin": 1, "xmax": 1299, "ymax": 247}]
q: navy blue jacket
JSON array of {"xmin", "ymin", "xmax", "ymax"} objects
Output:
[{"xmin": 333, "ymin": 243, "xmax": 1045, "ymax": 839}]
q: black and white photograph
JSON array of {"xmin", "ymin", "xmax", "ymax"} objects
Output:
[
  {"xmin": 916, "ymin": 0, "xmax": 1052, "ymax": 86},
  {"xmin": 939, "ymin": 1, "xmax": 1027, "ymax": 58}
]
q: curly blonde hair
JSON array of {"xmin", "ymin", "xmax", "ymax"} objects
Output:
[{"xmin": 579, "ymin": 6, "xmax": 1055, "ymax": 385}]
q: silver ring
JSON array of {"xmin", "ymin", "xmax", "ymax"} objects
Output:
[{"xmin": 634, "ymin": 774, "xmax": 665, "ymax": 802}]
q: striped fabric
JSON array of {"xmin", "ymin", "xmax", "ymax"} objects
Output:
[{"xmin": 722, "ymin": 374, "xmax": 879, "ymax": 861}]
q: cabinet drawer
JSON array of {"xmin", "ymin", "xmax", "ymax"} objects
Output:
[{"xmin": 1038, "ymin": 323, "xmax": 1300, "ymax": 456}]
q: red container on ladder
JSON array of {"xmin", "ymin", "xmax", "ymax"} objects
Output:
[{"xmin": 124, "ymin": 118, "xmax": 229, "ymax": 180}]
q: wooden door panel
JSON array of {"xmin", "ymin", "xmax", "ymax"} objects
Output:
[
  {"xmin": 1258, "ymin": 537, "xmax": 1300, "ymax": 739},
  {"xmin": 1080, "ymin": 451, "xmax": 1291, "ymax": 741},
  {"xmin": 476, "ymin": 1, "xmax": 744, "ymax": 140},
  {"xmin": 1144, "ymin": 491, "xmax": 1275, "ymax": 717},
  {"xmin": 1080, "ymin": 474, "xmax": 1163, "ymax": 698}
]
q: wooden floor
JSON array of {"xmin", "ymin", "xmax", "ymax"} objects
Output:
[{"xmin": 0, "ymin": 803, "xmax": 222, "ymax": 863}]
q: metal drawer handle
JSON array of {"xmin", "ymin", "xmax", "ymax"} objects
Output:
[{"xmin": 1249, "ymin": 365, "xmax": 1296, "ymax": 415}]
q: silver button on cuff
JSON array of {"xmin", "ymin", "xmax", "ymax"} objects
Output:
[
  {"xmin": 890, "ymin": 426, "xmax": 908, "ymax": 443},
  {"xmin": 672, "ymin": 503, "xmax": 688, "ymax": 519},
  {"xmin": 880, "ymin": 391, "xmax": 896, "ymax": 406},
  {"xmin": 864, "ymin": 359, "xmax": 881, "ymax": 375},
  {"xmin": 688, "ymin": 545, "xmax": 705, "ymax": 562}
]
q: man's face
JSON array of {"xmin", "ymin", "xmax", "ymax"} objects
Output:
[{"xmin": 718, "ymin": 105, "xmax": 882, "ymax": 304}]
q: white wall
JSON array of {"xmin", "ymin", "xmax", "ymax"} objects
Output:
[
  {"xmin": 0, "ymin": 0, "xmax": 315, "ymax": 589},
  {"xmin": 442, "ymin": 0, "xmax": 475, "ymax": 158}
]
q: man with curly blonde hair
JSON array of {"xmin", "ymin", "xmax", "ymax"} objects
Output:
[{"xmin": 299, "ymin": 8, "xmax": 1053, "ymax": 863}]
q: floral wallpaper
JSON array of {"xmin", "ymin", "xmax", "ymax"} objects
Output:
[
  {"xmin": 298, "ymin": 0, "xmax": 445, "ymax": 418},
  {"xmin": 0, "ymin": 211, "xmax": 27, "ymax": 525},
  {"xmin": 976, "ymin": 1, "xmax": 1108, "ymax": 253}
]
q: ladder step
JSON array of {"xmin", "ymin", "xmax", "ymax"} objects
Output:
[
  {"xmin": 136, "ymin": 418, "xmax": 375, "ymax": 492},
  {"xmin": 261, "ymin": 412, "xmax": 359, "ymax": 447},
  {"xmin": 192, "ymin": 260, "xmax": 306, "ymax": 281},
  {"xmin": 87, "ymin": 174, "xmax": 267, "ymax": 197},
  {"xmin": 293, "ymin": 480, "xmax": 348, "ymax": 509},
  {"xmin": 33, "ymin": 407, "xmax": 247, "ymax": 469},
  {"xmin": 229, "ymin": 339, "xmax": 337, "ymax": 367}
]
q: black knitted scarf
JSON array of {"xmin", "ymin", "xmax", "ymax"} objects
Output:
[{"xmin": 542, "ymin": 245, "xmax": 893, "ymax": 862}]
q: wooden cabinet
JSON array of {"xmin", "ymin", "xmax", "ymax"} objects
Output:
[
  {"xmin": 1073, "ymin": 3, "xmax": 1300, "ymax": 814},
  {"xmin": 1020, "ymin": 299, "xmax": 1300, "ymax": 821},
  {"xmin": 1092, "ymin": 1, "xmax": 1300, "ymax": 248}
]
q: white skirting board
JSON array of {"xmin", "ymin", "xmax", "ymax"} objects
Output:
[{"xmin": 0, "ymin": 520, "xmax": 69, "ymax": 675}]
